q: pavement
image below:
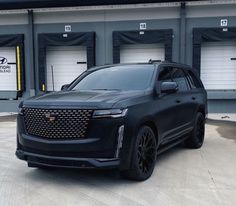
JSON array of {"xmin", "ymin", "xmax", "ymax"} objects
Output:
[
  {"xmin": 0, "ymin": 112, "xmax": 17, "ymax": 117},
  {"xmin": 0, "ymin": 115, "xmax": 235, "ymax": 206},
  {"xmin": 208, "ymin": 113, "xmax": 236, "ymax": 122}
]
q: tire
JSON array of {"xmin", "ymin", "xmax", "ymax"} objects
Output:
[
  {"xmin": 121, "ymin": 126, "xmax": 157, "ymax": 181},
  {"xmin": 185, "ymin": 112, "xmax": 205, "ymax": 149}
]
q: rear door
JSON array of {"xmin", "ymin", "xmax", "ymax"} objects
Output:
[
  {"xmin": 172, "ymin": 67, "xmax": 194, "ymax": 126},
  {"xmin": 186, "ymin": 70, "xmax": 207, "ymax": 118},
  {"xmin": 171, "ymin": 67, "xmax": 194, "ymax": 131}
]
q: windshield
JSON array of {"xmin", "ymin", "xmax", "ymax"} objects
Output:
[{"xmin": 71, "ymin": 65, "xmax": 155, "ymax": 91}]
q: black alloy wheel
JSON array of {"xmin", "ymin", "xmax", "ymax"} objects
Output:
[
  {"xmin": 121, "ymin": 126, "xmax": 157, "ymax": 181},
  {"xmin": 185, "ymin": 112, "xmax": 205, "ymax": 149},
  {"xmin": 196, "ymin": 116, "xmax": 205, "ymax": 144},
  {"xmin": 137, "ymin": 127, "xmax": 157, "ymax": 175}
]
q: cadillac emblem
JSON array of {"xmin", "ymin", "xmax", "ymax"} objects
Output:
[{"xmin": 44, "ymin": 113, "xmax": 58, "ymax": 122}]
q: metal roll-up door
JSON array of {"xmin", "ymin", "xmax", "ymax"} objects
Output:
[
  {"xmin": 120, "ymin": 44, "xmax": 165, "ymax": 63},
  {"xmin": 201, "ymin": 41, "xmax": 236, "ymax": 90},
  {"xmin": 46, "ymin": 46, "xmax": 87, "ymax": 91}
]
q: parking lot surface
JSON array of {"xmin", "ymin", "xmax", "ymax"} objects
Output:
[{"xmin": 0, "ymin": 116, "xmax": 235, "ymax": 206}]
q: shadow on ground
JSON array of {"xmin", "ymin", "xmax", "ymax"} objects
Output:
[
  {"xmin": 207, "ymin": 119, "xmax": 236, "ymax": 141},
  {"xmin": 0, "ymin": 115, "xmax": 16, "ymax": 122},
  {"xmin": 10, "ymin": 116, "xmax": 236, "ymax": 185},
  {"xmin": 24, "ymin": 145, "xmax": 183, "ymax": 186}
]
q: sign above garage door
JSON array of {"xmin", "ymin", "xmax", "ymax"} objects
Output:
[{"xmin": 46, "ymin": 46, "xmax": 87, "ymax": 91}]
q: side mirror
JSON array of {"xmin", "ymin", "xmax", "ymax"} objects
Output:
[
  {"xmin": 160, "ymin": 81, "xmax": 178, "ymax": 94},
  {"xmin": 61, "ymin": 84, "xmax": 70, "ymax": 91}
]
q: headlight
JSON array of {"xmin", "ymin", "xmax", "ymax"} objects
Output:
[{"xmin": 92, "ymin": 109, "xmax": 128, "ymax": 118}]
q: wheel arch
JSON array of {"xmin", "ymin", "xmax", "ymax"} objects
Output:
[
  {"xmin": 119, "ymin": 116, "xmax": 159, "ymax": 171},
  {"xmin": 197, "ymin": 105, "xmax": 206, "ymax": 118},
  {"xmin": 137, "ymin": 118, "xmax": 160, "ymax": 147}
]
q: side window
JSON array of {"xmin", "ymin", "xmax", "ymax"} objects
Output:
[
  {"xmin": 187, "ymin": 71, "xmax": 203, "ymax": 88},
  {"xmin": 158, "ymin": 67, "xmax": 172, "ymax": 82},
  {"xmin": 186, "ymin": 72, "xmax": 196, "ymax": 89},
  {"xmin": 171, "ymin": 68, "xmax": 189, "ymax": 92}
]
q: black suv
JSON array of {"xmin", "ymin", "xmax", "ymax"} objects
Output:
[{"xmin": 16, "ymin": 62, "xmax": 207, "ymax": 181}]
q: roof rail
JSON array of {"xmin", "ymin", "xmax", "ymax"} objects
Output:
[
  {"xmin": 148, "ymin": 59, "xmax": 162, "ymax": 64},
  {"xmin": 148, "ymin": 59, "xmax": 179, "ymax": 64},
  {"xmin": 161, "ymin": 60, "xmax": 178, "ymax": 64}
]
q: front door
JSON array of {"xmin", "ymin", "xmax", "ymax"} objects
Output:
[{"xmin": 156, "ymin": 66, "xmax": 192, "ymax": 143}]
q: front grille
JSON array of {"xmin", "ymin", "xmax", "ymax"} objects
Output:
[{"xmin": 23, "ymin": 108, "xmax": 93, "ymax": 139}]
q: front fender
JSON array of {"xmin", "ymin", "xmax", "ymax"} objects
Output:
[{"xmin": 119, "ymin": 113, "xmax": 158, "ymax": 170}]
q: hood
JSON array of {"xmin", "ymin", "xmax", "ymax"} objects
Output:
[{"xmin": 23, "ymin": 90, "xmax": 146, "ymax": 109}]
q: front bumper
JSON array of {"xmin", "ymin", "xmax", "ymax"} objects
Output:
[
  {"xmin": 16, "ymin": 109, "xmax": 128, "ymax": 169},
  {"xmin": 16, "ymin": 149, "xmax": 120, "ymax": 168}
]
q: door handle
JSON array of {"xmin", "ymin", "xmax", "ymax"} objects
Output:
[
  {"xmin": 192, "ymin": 97, "xmax": 196, "ymax": 100},
  {"xmin": 176, "ymin": 100, "xmax": 181, "ymax": 103}
]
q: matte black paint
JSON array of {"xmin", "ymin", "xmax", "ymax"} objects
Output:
[{"xmin": 16, "ymin": 62, "xmax": 207, "ymax": 170}]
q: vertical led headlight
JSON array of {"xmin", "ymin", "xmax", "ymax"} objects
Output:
[{"xmin": 115, "ymin": 125, "xmax": 125, "ymax": 158}]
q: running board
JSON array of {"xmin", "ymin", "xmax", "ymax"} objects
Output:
[{"xmin": 157, "ymin": 136, "xmax": 188, "ymax": 155}]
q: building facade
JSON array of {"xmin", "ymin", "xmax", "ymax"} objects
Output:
[{"xmin": 0, "ymin": 0, "xmax": 236, "ymax": 113}]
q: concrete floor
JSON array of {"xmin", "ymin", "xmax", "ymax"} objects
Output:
[{"xmin": 0, "ymin": 116, "xmax": 235, "ymax": 206}]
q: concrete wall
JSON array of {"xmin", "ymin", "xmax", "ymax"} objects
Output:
[{"xmin": 0, "ymin": 1, "xmax": 236, "ymax": 112}]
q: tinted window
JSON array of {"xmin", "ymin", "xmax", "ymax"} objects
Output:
[
  {"xmin": 72, "ymin": 65, "xmax": 154, "ymax": 91},
  {"xmin": 171, "ymin": 68, "xmax": 189, "ymax": 92},
  {"xmin": 186, "ymin": 72, "xmax": 196, "ymax": 89},
  {"xmin": 187, "ymin": 71, "xmax": 203, "ymax": 88},
  {"xmin": 158, "ymin": 67, "xmax": 172, "ymax": 82}
]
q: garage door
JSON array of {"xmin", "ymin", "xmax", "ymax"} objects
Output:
[
  {"xmin": 201, "ymin": 41, "xmax": 236, "ymax": 90},
  {"xmin": 0, "ymin": 47, "xmax": 17, "ymax": 91},
  {"xmin": 120, "ymin": 44, "xmax": 165, "ymax": 63},
  {"xmin": 46, "ymin": 46, "xmax": 87, "ymax": 91}
]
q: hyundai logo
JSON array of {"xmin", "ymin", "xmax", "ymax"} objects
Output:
[
  {"xmin": 44, "ymin": 113, "xmax": 58, "ymax": 123},
  {"xmin": 0, "ymin": 57, "xmax": 7, "ymax": 65}
]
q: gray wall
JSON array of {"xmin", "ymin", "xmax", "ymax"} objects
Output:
[{"xmin": 0, "ymin": 2, "xmax": 236, "ymax": 112}]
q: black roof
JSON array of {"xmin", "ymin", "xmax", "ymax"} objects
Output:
[{"xmin": 0, "ymin": 0, "xmax": 203, "ymax": 10}]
